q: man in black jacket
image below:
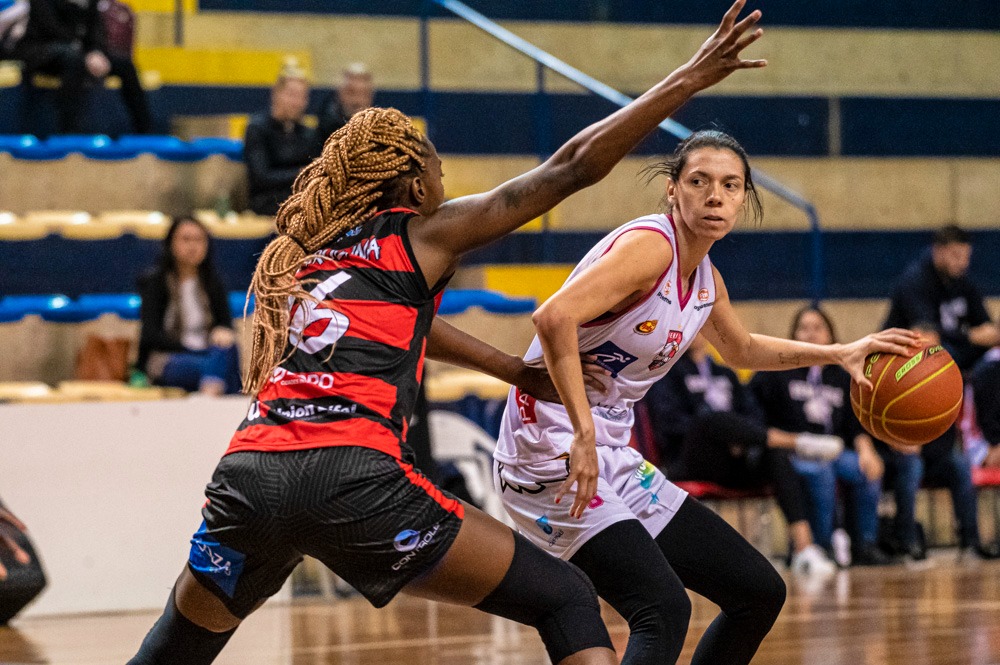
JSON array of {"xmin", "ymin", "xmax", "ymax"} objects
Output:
[
  {"xmin": 244, "ymin": 64, "xmax": 318, "ymax": 216},
  {"xmin": 15, "ymin": 0, "xmax": 151, "ymax": 134},
  {"xmin": 879, "ymin": 224, "xmax": 1000, "ymax": 560}
]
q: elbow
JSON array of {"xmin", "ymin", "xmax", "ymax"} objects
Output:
[{"xmin": 532, "ymin": 302, "xmax": 576, "ymax": 340}]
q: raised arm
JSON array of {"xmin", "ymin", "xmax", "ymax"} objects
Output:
[
  {"xmin": 409, "ymin": 0, "xmax": 766, "ymax": 285},
  {"xmin": 701, "ymin": 267, "xmax": 922, "ymax": 389}
]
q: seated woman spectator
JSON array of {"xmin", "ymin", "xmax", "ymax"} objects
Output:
[
  {"xmin": 14, "ymin": 0, "xmax": 151, "ymax": 134},
  {"xmin": 245, "ymin": 60, "xmax": 318, "ymax": 216},
  {"xmin": 750, "ymin": 306, "xmax": 891, "ymax": 566},
  {"xmin": 137, "ymin": 216, "xmax": 241, "ymax": 395},
  {"xmin": 644, "ymin": 333, "xmax": 839, "ymax": 577}
]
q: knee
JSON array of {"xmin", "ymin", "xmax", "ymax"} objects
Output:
[
  {"xmin": 754, "ymin": 565, "xmax": 787, "ymax": 621},
  {"xmin": 625, "ymin": 572, "xmax": 691, "ymax": 655}
]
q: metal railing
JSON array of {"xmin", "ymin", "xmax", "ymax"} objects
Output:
[{"xmin": 420, "ymin": 0, "xmax": 826, "ymax": 301}]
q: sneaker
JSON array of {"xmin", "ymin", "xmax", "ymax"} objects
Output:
[
  {"xmin": 794, "ymin": 433, "xmax": 844, "ymax": 462},
  {"xmin": 790, "ymin": 544, "xmax": 837, "ymax": 577},
  {"xmin": 852, "ymin": 543, "xmax": 895, "ymax": 566},
  {"xmin": 960, "ymin": 541, "xmax": 1000, "ymax": 560},
  {"xmin": 832, "ymin": 528, "xmax": 852, "ymax": 568}
]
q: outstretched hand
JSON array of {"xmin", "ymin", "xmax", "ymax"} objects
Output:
[
  {"xmin": 839, "ymin": 328, "xmax": 923, "ymax": 390},
  {"xmin": 682, "ymin": 0, "xmax": 767, "ymax": 91},
  {"xmin": 0, "ymin": 506, "xmax": 31, "ymax": 581}
]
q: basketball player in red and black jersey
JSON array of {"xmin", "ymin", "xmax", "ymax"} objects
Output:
[{"xmin": 128, "ymin": 3, "xmax": 768, "ymax": 663}]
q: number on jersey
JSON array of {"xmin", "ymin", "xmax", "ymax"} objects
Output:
[{"xmin": 288, "ymin": 272, "xmax": 352, "ymax": 354}]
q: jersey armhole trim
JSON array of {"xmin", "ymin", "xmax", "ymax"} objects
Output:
[{"xmin": 580, "ymin": 225, "xmax": 673, "ymax": 328}]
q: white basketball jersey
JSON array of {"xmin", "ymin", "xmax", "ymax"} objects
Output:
[{"xmin": 495, "ymin": 213, "xmax": 717, "ymax": 465}]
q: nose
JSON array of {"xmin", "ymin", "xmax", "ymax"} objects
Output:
[{"xmin": 706, "ymin": 183, "xmax": 723, "ymax": 206}]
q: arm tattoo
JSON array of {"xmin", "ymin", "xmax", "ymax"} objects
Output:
[
  {"xmin": 778, "ymin": 352, "xmax": 803, "ymax": 366},
  {"xmin": 501, "ymin": 178, "xmax": 543, "ymax": 209},
  {"xmin": 711, "ymin": 319, "xmax": 728, "ymax": 345}
]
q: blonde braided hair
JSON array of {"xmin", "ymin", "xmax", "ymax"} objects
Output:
[{"xmin": 244, "ymin": 107, "xmax": 427, "ymax": 394}]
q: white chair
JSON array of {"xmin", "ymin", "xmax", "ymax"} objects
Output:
[{"xmin": 428, "ymin": 410, "xmax": 512, "ymax": 526}]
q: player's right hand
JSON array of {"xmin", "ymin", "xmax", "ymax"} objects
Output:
[
  {"xmin": 0, "ymin": 507, "xmax": 32, "ymax": 581},
  {"xmin": 682, "ymin": 0, "xmax": 767, "ymax": 91},
  {"xmin": 556, "ymin": 431, "xmax": 599, "ymax": 519}
]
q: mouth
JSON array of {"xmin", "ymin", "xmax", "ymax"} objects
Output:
[{"xmin": 703, "ymin": 215, "xmax": 724, "ymax": 222}]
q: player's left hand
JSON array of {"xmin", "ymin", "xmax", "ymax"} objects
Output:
[
  {"xmin": 515, "ymin": 354, "xmax": 610, "ymax": 403},
  {"xmin": 0, "ymin": 506, "xmax": 32, "ymax": 581},
  {"xmin": 838, "ymin": 328, "xmax": 923, "ymax": 390}
]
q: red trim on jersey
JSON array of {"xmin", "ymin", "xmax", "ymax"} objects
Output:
[
  {"xmin": 373, "ymin": 207, "xmax": 419, "ymax": 217},
  {"xmin": 226, "ymin": 418, "xmax": 402, "ymax": 458},
  {"xmin": 580, "ymin": 224, "xmax": 673, "ymax": 328},
  {"xmin": 329, "ymin": 299, "xmax": 417, "ymax": 350},
  {"xmin": 665, "ymin": 215, "xmax": 696, "ymax": 310},
  {"xmin": 396, "ymin": 459, "xmax": 465, "ymax": 518},
  {"xmin": 260, "ymin": 371, "xmax": 398, "ymax": 420}
]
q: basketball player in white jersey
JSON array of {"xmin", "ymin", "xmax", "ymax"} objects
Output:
[{"xmin": 494, "ymin": 130, "xmax": 921, "ymax": 665}]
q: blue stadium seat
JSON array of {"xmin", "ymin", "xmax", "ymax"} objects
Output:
[
  {"xmin": 229, "ymin": 290, "xmax": 254, "ymax": 318},
  {"xmin": 44, "ymin": 134, "xmax": 113, "ymax": 153},
  {"xmin": 0, "ymin": 294, "xmax": 72, "ymax": 320},
  {"xmin": 0, "ymin": 135, "xmax": 39, "ymax": 153},
  {"xmin": 438, "ymin": 289, "xmax": 535, "ymax": 315},
  {"xmin": 9, "ymin": 143, "xmax": 72, "ymax": 160},
  {"xmin": 189, "ymin": 137, "xmax": 244, "ymax": 161},
  {"xmin": 77, "ymin": 293, "xmax": 142, "ymax": 320}
]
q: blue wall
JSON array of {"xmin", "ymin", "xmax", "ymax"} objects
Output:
[
  {"xmin": 198, "ymin": 0, "xmax": 1000, "ymax": 30},
  {"xmin": 5, "ymin": 230, "xmax": 1000, "ymax": 301},
  {"xmin": 8, "ymin": 85, "xmax": 999, "ymax": 158}
]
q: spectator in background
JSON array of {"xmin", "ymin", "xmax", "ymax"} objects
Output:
[
  {"xmin": 137, "ymin": 216, "xmax": 241, "ymax": 396},
  {"xmin": 885, "ymin": 224, "xmax": 1000, "ymax": 372},
  {"xmin": 15, "ymin": 0, "xmax": 151, "ymax": 134},
  {"xmin": 879, "ymin": 224, "xmax": 1000, "ymax": 560},
  {"xmin": 751, "ymin": 306, "xmax": 891, "ymax": 567},
  {"xmin": 966, "ymin": 348, "xmax": 1000, "ymax": 468},
  {"xmin": 645, "ymin": 333, "xmax": 840, "ymax": 577},
  {"xmin": 315, "ymin": 62, "xmax": 374, "ymax": 144},
  {"xmin": 0, "ymin": 0, "xmax": 29, "ymax": 58},
  {"xmin": 245, "ymin": 60, "xmax": 318, "ymax": 216},
  {"xmin": 0, "ymin": 498, "xmax": 46, "ymax": 626}
]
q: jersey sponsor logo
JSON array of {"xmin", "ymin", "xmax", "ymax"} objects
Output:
[
  {"xmin": 585, "ymin": 341, "xmax": 638, "ymax": 378},
  {"xmin": 635, "ymin": 460, "xmax": 657, "ymax": 489},
  {"xmin": 188, "ymin": 521, "xmax": 246, "ymax": 599},
  {"xmin": 656, "ymin": 280, "xmax": 673, "ymax": 305},
  {"xmin": 648, "ymin": 330, "xmax": 683, "ymax": 371},
  {"xmin": 588, "ymin": 495, "xmax": 604, "ymax": 509},
  {"xmin": 391, "ymin": 524, "xmax": 441, "ymax": 571},
  {"xmin": 595, "ymin": 405, "xmax": 629, "ymax": 422},
  {"xmin": 270, "ymin": 402, "xmax": 359, "ymax": 420},
  {"xmin": 393, "ymin": 529, "xmax": 422, "ymax": 552},
  {"xmin": 516, "ymin": 388, "xmax": 537, "ymax": 424},
  {"xmin": 693, "ymin": 300, "xmax": 715, "ymax": 312},
  {"xmin": 535, "ymin": 515, "xmax": 565, "ymax": 545},
  {"xmin": 317, "ymin": 236, "xmax": 382, "ymax": 263},
  {"xmin": 496, "ymin": 461, "xmax": 551, "ymax": 495},
  {"xmin": 698, "ymin": 288, "xmax": 710, "ymax": 302},
  {"xmin": 270, "ymin": 367, "xmax": 335, "ymax": 390},
  {"xmin": 634, "ymin": 319, "xmax": 658, "ymax": 335}
]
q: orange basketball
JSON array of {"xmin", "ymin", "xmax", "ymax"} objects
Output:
[{"xmin": 850, "ymin": 344, "xmax": 963, "ymax": 448}]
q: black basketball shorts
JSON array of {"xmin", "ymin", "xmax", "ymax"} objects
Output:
[{"xmin": 187, "ymin": 446, "xmax": 465, "ymax": 617}]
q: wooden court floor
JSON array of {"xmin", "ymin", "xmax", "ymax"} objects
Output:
[{"xmin": 4, "ymin": 554, "xmax": 1000, "ymax": 665}]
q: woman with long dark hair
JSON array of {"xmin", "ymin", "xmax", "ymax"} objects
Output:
[
  {"xmin": 494, "ymin": 132, "xmax": 921, "ymax": 664},
  {"xmin": 137, "ymin": 216, "xmax": 241, "ymax": 395}
]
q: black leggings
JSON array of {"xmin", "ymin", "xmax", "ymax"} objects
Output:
[{"xmin": 570, "ymin": 497, "xmax": 785, "ymax": 665}]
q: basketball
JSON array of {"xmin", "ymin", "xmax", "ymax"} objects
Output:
[{"xmin": 850, "ymin": 344, "xmax": 964, "ymax": 447}]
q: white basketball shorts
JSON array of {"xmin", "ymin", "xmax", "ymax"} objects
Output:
[{"xmin": 494, "ymin": 444, "xmax": 688, "ymax": 559}]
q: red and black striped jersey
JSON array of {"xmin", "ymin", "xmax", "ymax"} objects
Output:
[{"xmin": 227, "ymin": 209, "xmax": 445, "ymax": 460}]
